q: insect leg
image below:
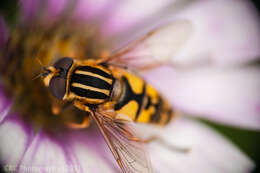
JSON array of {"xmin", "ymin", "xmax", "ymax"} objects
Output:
[
  {"xmin": 62, "ymin": 101, "xmax": 93, "ymax": 129},
  {"xmin": 73, "ymin": 100, "xmax": 91, "ymax": 112},
  {"xmin": 66, "ymin": 115, "xmax": 91, "ymax": 129},
  {"xmin": 51, "ymin": 101, "xmax": 71, "ymax": 115}
]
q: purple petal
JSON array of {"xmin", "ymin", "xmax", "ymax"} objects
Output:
[
  {"xmin": 19, "ymin": 0, "xmax": 41, "ymax": 21},
  {"xmin": 136, "ymin": 117, "xmax": 255, "ymax": 172},
  {"xmin": 73, "ymin": 0, "xmax": 116, "ymax": 21},
  {"xmin": 20, "ymin": 0, "xmax": 70, "ymax": 22},
  {"xmin": 46, "ymin": 0, "xmax": 67, "ymax": 19},
  {"xmin": 143, "ymin": 65, "xmax": 260, "ymax": 129},
  {"xmin": 19, "ymin": 0, "xmax": 178, "ymax": 38},
  {"xmin": 0, "ymin": 16, "xmax": 8, "ymax": 47},
  {"xmin": 172, "ymin": 0, "xmax": 260, "ymax": 65}
]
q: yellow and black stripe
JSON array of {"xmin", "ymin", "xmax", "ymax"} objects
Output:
[
  {"xmin": 69, "ymin": 65, "xmax": 114, "ymax": 104},
  {"xmin": 113, "ymin": 71, "xmax": 174, "ymax": 126},
  {"xmin": 114, "ymin": 76, "xmax": 146, "ymax": 117}
]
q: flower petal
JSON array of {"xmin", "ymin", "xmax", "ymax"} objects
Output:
[
  {"xmin": 143, "ymin": 65, "xmax": 260, "ymax": 129},
  {"xmin": 172, "ymin": 0, "xmax": 260, "ymax": 65},
  {"xmin": 0, "ymin": 114, "xmax": 116, "ymax": 173},
  {"xmin": 0, "ymin": 16, "xmax": 8, "ymax": 47},
  {"xmin": 46, "ymin": 0, "xmax": 67, "ymax": 19},
  {"xmin": 0, "ymin": 87, "xmax": 12, "ymax": 124},
  {"xmin": 73, "ymin": 0, "xmax": 116, "ymax": 21},
  {"xmin": 20, "ymin": 0, "xmax": 113, "ymax": 22},
  {"xmin": 0, "ymin": 114, "xmax": 254, "ymax": 173},
  {"xmin": 20, "ymin": 0, "xmax": 41, "ymax": 21},
  {"xmin": 19, "ymin": 130, "xmax": 80, "ymax": 173},
  {"xmin": 66, "ymin": 127, "xmax": 116, "ymax": 173},
  {"xmin": 0, "ymin": 115, "xmax": 32, "ymax": 169},
  {"xmin": 136, "ymin": 117, "xmax": 255, "ymax": 173},
  {"xmin": 102, "ymin": 0, "xmax": 174, "ymax": 35}
]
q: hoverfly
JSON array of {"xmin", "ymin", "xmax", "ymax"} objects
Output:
[{"xmin": 41, "ymin": 20, "xmax": 192, "ymax": 173}]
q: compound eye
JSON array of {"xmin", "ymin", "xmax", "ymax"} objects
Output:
[
  {"xmin": 54, "ymin": 57, "xmax": 73, "ymax": 71},
  {"xmin": 49, "ymin": 76, "xmax": 66, "ymax": 99}
]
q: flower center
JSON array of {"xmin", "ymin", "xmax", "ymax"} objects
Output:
[{"xmin": 0, "ymin": 22, "xmax": 110, "ymax": 132}]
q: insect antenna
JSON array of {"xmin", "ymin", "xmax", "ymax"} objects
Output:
[
  {"xmin": 32, "ymin": 68, "xmax": 51, "ymax": 80},
  {"xmin": 32, "ymin": 58, "xmax": 51, "ymax": 80},
  {"xmin": 32, "ymin": 73, "xmax": 44, "ymax": 80}
]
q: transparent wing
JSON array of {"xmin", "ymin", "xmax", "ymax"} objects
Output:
[
  {"xmin": 90, "ymin": 110, "xmax": 152, "ymax": 173},
  {"xmin": 106, "ymin": 19, "xmax": 193, "ymax": 70}
]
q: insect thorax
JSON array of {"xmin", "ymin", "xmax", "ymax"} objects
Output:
[{"xmin": 67, "ymin": 64, "xmax": 114, "ymax": 104}]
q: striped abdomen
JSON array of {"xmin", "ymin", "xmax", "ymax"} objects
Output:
[
  {"xmin": 69, "ymin": 65, "xmax": 114, "ymax": 104},
  {"xmin": 113, "ymin": 72, "xmax": 174, "ymax": 125}
]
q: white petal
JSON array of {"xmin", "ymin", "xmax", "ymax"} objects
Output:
[
  {"xmin": 66, "ymin": 128, "xmax": 116, "ymax": 173},
  {"xmin": 136, "ymin": 117, "xmax": 255, "ymax": 173},
  {"xmin": 19, "ymin": 130, "xmax": 79, "ymax": 173},
  {"xmin": 0, "ymin": 117, "xmax": 116, "ymax": 173},
  {"xmin": 172, "ymin": 0, "xmax": 260, "ymax": 65},
  {"xmin": 102, "ymin": 0, "xmax": 174, "ymax": 35},
  {"xmin": 0, "ymin": 116, "xmax": 31, "ymax": 168},
  {"xmin": 70, "ymin": 141, "xmax": 114, "ymax": 173},
  {"xmin": 144, "ymin": 65, "xmax": 260, "ymax": 129}
]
